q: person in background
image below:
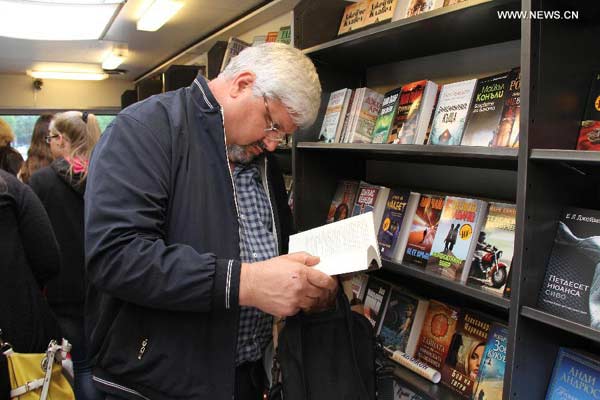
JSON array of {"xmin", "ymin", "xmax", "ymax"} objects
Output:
[
  {"xmin": 0, "ymin": 169, "xmax": 62, "ymax": 397},
  {"xmin": 84, "ymin": 43, "xmax": 337, "ymax": 400},
  {"xmin": 0, "ymin": 117, "xmax": 24, "ymax": 176},
  {"xmin": 29, "ymin": 111, "xmax": 102, "ymax": 400},
  {"xmin": 19, "ymin": 113, "xmax": 54, "ymax": 184}
]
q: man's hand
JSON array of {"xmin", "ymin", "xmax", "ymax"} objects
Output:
[{"xmin": 239, "ymin": 252, "xmax": 338, "ymax": 317}]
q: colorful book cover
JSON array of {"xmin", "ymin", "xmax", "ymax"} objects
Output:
[
  {"xmin": 379, "ymin": 287, "xmax": 429, "ymax": 357},
  {"xmin": 577, "ymin": 72, "xmax": 600, "ymax": 151},
  {"xmin": 326, "ymin": 180, "xmax": 360, "ymax": 223},
  {"xmin": 371, "ymin": 88, "xmax": 401, "ymax": 143},
  {"xmin": 428, "ymin": 79, "xmax": 477, "ymax": 146},
  {"xmin": 404, "ymin": 194, "xmax": 445, "ymax": 268},
  {"xmin": 351, "ymin": 182, "xmax": 390, "ymax": 230},
  {"xmin": 414, "ymin": 300, "xmax": 460, "ymax": 370},
  {"xmin": 405, "ymin": 0, "xmax": 439, "ymax": 18},
  {"xmin": 468, "ymin": 202, "xmax": 516, "ymax": 295},
  {"xmin": 473, "ymin": 322, "xmax": 508, "ymax": 400},
  {"xmin": 441, "ymin": 309, "xmax": 494, "ymax": 398},
  {"xmin": 338, "ymin": 0, "xmax": 369, "ymax": 35},
  {"xmin": 492, "ymin": 67, "xmax": 520, "ymax": 148},
  {"xmin": 546, "ymin": 348, "xmax": 600, "ymax": 400},
  {"xmin": 265, "ymin": 31, "xmax": 279, "ymax": 42},
  {"xmin": 388, "ymin": 80, "xmax": 426, "ymax": 144},
  {"xmin": 537, "ymin": 207, "xmax": 600, "ymax": 329},
  {"xmin": 361, "ymin": 277, "xmax": 392, "ymax": 331},
  {"xmin": 275, "ymin": 25, "xmax": 291, "ymax": 44},
  {"xmin": 426, "ymin": 197, "xmax": 487, "ymax": 282},
  {"xmin": 461, "ymin": 72, "xmax": 510, "ymax": 147},
  {"xmin": 318, "ymin": 88, "xmax": 351, "ymax": 143},
  {"xmin": 347, "ymin": 88, "xmax": 384, "ymax": 143},
  {"xmin": 377, "ymin": 189, "xmax": 412, "ymax": 259}
]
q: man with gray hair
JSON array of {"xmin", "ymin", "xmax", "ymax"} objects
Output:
[{"xmin": 84, "ymin": 43, "xmax": 336, "ymax": 400}]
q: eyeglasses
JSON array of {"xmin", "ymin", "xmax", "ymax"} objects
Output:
[
  {"xmin": 44, "ymin": 134, "xmax": 60, "ymax": 144},
  {"xmin": 262, "ymin": 94, "xmax": 289, "ymax": 143}
]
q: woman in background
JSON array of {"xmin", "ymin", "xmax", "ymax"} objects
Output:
[
  {"xmin": 29, "ymin": 111, "xmax": 101, "ymax": 400},
  {"xmin": 0, "ymin": 169, "xmax": 62, "ymax": 397},
  {"xmin": 0, "ymin": 117, "xmax": 24, "ymax": 176},
  {"xmin": 19, "ymin": 113, "xmax": 54, "ymax": 184}
]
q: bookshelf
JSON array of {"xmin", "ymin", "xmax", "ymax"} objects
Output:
[{"xmin": 292, "ymin": 0, "xmax": 600, "ymax": 398}]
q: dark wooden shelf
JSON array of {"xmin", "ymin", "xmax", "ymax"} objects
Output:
[
  {"xmin": 302, "ymin": 0, "xmax": 520, "ymax": 70},
  {"xmin": 391, "ymin": 364, "xmax": 460, "ymax": 400},
  {"xmin": 383, "ymin": 260, "xmax": 511, "ymax": 311},
  {"xmin": 521, "ymin": 306, "xmax": 600, "ymax": 343},
  {"xmin": 530, "ymin": 149, "xmax": 600, "ymax": 165},
  {"xmin": 296, "ymin": 142, "xmax": 518, "ymax": 169}
]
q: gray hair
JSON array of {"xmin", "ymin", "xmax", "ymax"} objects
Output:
[{"xmin": 220, "ymin": 43, "xmax": 322, "ymax": 129}]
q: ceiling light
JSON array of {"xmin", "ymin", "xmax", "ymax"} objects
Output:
[
  {"xmin": 137, "ymin": 0, "xmax": 184, "ymax": 32},
  {"xmin": 0, "ymin": 0, "xmax": 124, "ymax": 40},
  {"xmin": 102, "ymin": 44, "xmax": 128, "ymax": 70},
  {"xmin": 27, "ymin": 70, "xmax": 109, "ymax": 81}
]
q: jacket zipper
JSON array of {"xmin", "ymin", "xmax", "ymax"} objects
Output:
[{"xmin": 93, "ymin": 376, "xmax": 151, "ymax": 400}]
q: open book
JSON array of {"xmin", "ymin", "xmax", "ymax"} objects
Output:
[{"xmin": 288, "ymin": 212, "xmax": 382, "ymax": 276}]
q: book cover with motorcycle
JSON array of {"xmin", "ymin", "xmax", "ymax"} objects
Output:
[
  {"xmin": 467, "ymin": 202, "xmax": 516, "ymax": 295},
  {"xmin": 426, "ymin": 196, "xmax": 488, "ymax": 282}
]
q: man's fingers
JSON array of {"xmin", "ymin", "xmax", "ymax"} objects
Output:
[
  {"xmin": 286, "ymin": 251, "xmax": 320, "ymax": 266},
  {"xmin": 306, "ymin": 267, "xmax": 337, "ymax": 291}
]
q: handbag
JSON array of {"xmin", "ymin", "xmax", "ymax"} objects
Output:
[
  {"xmin": 269, "ymin": 289, "xmax": 376, "ymax": 400},
  {"xmin": 1, "ymin": 334, "xmax": 74, "ymax": 400}
]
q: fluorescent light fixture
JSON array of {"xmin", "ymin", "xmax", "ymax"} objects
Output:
[
  {"xmin": 27, "ymin": 70, "xmax": 109, "ymax": 81},
  {"xmin": 0, "ymin": 0, "xmax": 124, "ymax": 40},
  {"xmin": 102, "ymin": 45, "xmax": 128, "ymax": 70},
  {"xmin": 137, "ymin": 0, "xmax": 184, "ymax": 32}
]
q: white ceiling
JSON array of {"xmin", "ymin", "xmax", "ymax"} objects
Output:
[{"xmin": 0, "ymin": 0, "xmax": 267, "ymax": 81}]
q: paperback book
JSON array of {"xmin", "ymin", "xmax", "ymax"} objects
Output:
[
  {"xmin": 537, "ymin": 207, "xmax": 600, "ymax": 329},
  {"xmin": 404, "ymin": 194, "xmax": 446, "ymax": 268},
  {"xmin": 492, "ymin": 67, "xmax": 520, "ymax": 148},
  {"xmin": 546, "ymin": 348, "xmax": 600, "ymax": 400},
  {"xmin": 318, "ymin": 88, "xmax": 353, "ymax": 143},
  {"xmin": 371, "ymin": 88, "xmax": 402, "ymax": 144},
  {"xmin": 473, "ymin": 322, "xmax": 508, "ymax": 400},
  {"xmin": 389, "ymin": 80, "xmax": 438, "ymax": 145},
  {"xmin": 362, "ymin": 277, "xmax": 392, "ymax": 331},
  {"xmin": 414, "ymin": 300, "xmax": 460, "ymax": 370},
  {"xmin": 351, "ymin": 182, "xmax": 390, "ymax": 232},
  {"xmin": 326, "ymin": 180, "xmax": 360, "ymax": 223}
]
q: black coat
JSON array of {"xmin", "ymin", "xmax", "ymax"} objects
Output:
[
  {"xmin": 29, "ymin": 158, "xmax": 86, "ymax": 317},
  {"xmin": 0, "ymin": 169, "xmax": 61, "ymax": 351},
  {"xmin": 84, "ymin": 76, "xmax": 293, "ymax": 400}
]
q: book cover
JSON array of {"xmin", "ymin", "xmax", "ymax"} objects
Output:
[
  {"xmin": 577, "ymin": 72, "xmax": 600, "ymax": 151},
  {"xmin": 347, "ymin": 88, "xmax": 384, "ymax": 143},
  {"xmin": 428, "ymin": 79, "xmax": 477, "ymax": 146},
  {"xmin": 362, "ymin": 277, "xmax": 392, "ymax": 332},
  {"xmin": 377, "ymin": 189, "xmax": 412, "ymax": 259},
  {"xmin": 379, "ymin": 287, "xmax": 429, "ymax": 357},
  {"xmin": 404, "ymin": 0, "xmax": 440, "ymax": 18},
  {"xmin": 415, "ymin": 300, "xmax": 460, "ymax": 370},
  {"xmin": 341, "ymin": 273, "xmax": 369, "ymax": 306},
  {"xmin": 468, "ymin": 202, "xmax": 516, "ymax": 295},
  {"xmin": 338, "ymin": 0, "xmax": 369, "ymax": 35},
  {"xmin": 364, "ymin": 0, "xmax": 398, "ymax": 26},
  {"xmin": 441, "ymin": 309, "xmax": 494, "ymax": 398},
  {"xmin": 537, "ymin": 207, "xmax": 600, "ymax": 329},
  {"xmin": 395, "ymin": 80, "xmax": 438, "ymax": 145},
  {"xmin": 351, "ymin": 182, "xmax": 391, "ymax": 231},
  {"xmin": 275, "ymin": 25, "xmax": 291, "ymax": 44},
  {"xmin": 426, "ymin": 197, "xmax": 487, "ymax": 283},
  {"xmin": 473, "ymin": 322, "xmax": 508, "ymax": 400},
  {"xmin": 265, "ymin": 31, "xmax": 279, "ymax": 42},
  {"xmin": 546, "ymin": 348, "xmax": 600, "ymax": 400},
  {"xmin": 326, "ymin": 180, "xmax": 360, "ymax": 223},
  {"xmin": 251, "ymin": 35, "xmax": 266, "ymax": 46},
  {"xmin": 318, "ymin": 88, "xmax": 352, "ymax": 143},
  {"xmin": 404, "ymin": 194, "xmax": 445, "ymax": 268},
  {"xmin": 461, "ymin": 72, "xmax": 510, "ymax": 147},
  {"xmin": 219, "ymin": 37, "xmax": 251, "ymax": 72},
  {"xmin": 492, "ymin": 67, "xmax": 520, "ymax": 148},
  {"xmin": 371, "ymin": 88, "xmax": 402, "ymax": 143},
  {"xmin": 388, "ymin": 80, "xmax": 426, "ymax": 144}
]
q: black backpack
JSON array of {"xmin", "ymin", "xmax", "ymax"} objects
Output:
[{"xmin": 270, "ymin": 290, "xmax": 376, "ymax": 400}]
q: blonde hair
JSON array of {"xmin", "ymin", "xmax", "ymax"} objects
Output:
[
  {"xmin": 0, "ymin": 118, "xmax": 15, "ymax": 147},
  {"xmin": 50, "ymin": 111, "xmax": 100, "ymax": 180}
]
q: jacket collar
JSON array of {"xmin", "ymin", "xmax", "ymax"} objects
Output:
[{"xmin": 191, "ymin": 74, "xmax": 220, "ymax": 113}]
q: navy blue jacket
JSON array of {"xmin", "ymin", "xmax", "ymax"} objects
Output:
[{"xmin": 84, "ymin": 77, "xmax": 293, "ymax": 400}]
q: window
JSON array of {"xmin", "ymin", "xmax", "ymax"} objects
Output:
[{"xmin": 1, "ymin": 113, "xmax": 116, "ymax": 160}]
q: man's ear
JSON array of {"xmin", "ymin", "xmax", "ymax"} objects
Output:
[{"xmin": 229, "ymin": 71, "xmax": 256, "ymax": 98}]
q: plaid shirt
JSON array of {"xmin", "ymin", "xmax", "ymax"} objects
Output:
[{"xmin": 233, "ymin": 162, "xmax": 278, "ymax": 366}]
